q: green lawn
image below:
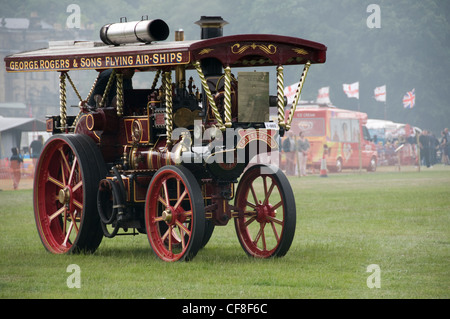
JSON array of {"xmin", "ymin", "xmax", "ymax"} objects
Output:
[{"xmin": 0, "ymin": 167, "xmax": 449, "ymax": 299}]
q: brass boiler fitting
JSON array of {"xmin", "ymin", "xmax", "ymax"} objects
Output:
[{"xmin": 128, "ymin": 133, "xmax": 192, "ymax": 170}]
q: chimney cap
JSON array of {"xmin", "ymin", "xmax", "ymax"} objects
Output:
[{"xmin": 194, "ymin": 16, "xmax": 228, "ymax": 28}]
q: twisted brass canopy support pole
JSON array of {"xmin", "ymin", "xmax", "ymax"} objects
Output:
[
  {"xmin": 164, "ymin": 71, "xmax": 173, "ymax": 145},
  {"xmin": 193, "ymin": 60, "xmax": 224, "ymax": 130},
  {"xmin": 151, "ymin": 69, "xmax": 161, "ymax": 90},
  {"xmin": 285, "ymin": 61, "xmax": 311, "ymax": 131},
  {"xmin": 224, "ymin": 66, "xmax": 232, "ymax": 128},
  {"xmin": 116, "ymin": 73, "xmax": 124, "ymax": 117},
  {"xmin": 99, "ymin": 69, "xmax": 116, "ymax": 108},
  {"xmin": 59, "ymin": 72, "xmax": 67, "ymax": 131},
  {"xmin": 276, "ymin": 65, "xmax": 285, "ymax": 129}
]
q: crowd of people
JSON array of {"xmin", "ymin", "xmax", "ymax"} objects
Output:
[
  {"xmin": 375, "ymin": 128, "xmax": 450, "ymax": 167},
  {"xmin": 281, "ymin": 131, "xmax": 310, "ymax": 176},
  {"xmin": 418, "ymin": 128, "xmax": 449, "ymax": 167}
]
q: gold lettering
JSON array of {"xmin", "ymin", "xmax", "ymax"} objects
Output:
[{"xmin": 153, "ymin": 54, "xmax": 159, "ymax": 64}]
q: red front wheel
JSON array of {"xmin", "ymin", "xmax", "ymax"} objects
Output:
[
  {"xmin": 234, "ymin": 164, "xmax": 296, "ymax": 258},
  {"xmin": 34, "ymin": 134, "xmax": 106, "ymax": 254},
  {"xmin": 145, "ymin": 166, "xmax": 205, "ymax": 262}
]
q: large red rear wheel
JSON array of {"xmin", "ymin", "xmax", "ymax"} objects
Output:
[
  {"xmin": 34, "ymin": 134, "xmax": 106, "ymax": 254},
  {"xmin": 234, "ymin": 164, "xmax": 296, "ymax": 258},
  {"xmin": 145, "ymin": 166, "xmax": 205, "ymax": 262}
]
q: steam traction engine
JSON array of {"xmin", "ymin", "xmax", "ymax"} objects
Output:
[{"xmin": 5, "ymin": 16, "xmax": 326, "ymax": 261}]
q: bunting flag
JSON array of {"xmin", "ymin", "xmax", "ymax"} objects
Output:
[
  {"xmin": 402, "ymin": 88, "xmax": 415, "ymax": 109},
  {"xmin": 316, "ymin": 86, "xmax": 331, "ymax": 104},
  {"xmin": 374, "ymin": 85, "xmax": 386, "ymax": 102},
  {"xmin": 343, "ymin": 82, "xmax": 359, "ymax": 99}
]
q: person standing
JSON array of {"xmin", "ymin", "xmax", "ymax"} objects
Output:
[
  {"xmin": 419, "ymin": 130, "xmax": 431, "ymax": 168},
  {"xmin": 440, "ymin": 130, "xmax": 449, "ymax": 165},
  {"xmin": 283, "ymin": 132, "xmax": 296, "ymax": 175},
  {"xmin": 10, "ymin": 147, "xmax": 23, "ymax": 190},
  {"xmin": 297, "ymin": 131, "xmax": 310, "ymax": 176},
  {"xmin": 29, "ymin": 135, "xmax": 44, "ymax": 166},
  {"xmin": 445, "ymin": 128, "xmax": 450, "ymax": 164}
]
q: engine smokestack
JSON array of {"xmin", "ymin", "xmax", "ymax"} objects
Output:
[
  {"xmin": 194, "ymin": 16, "xmax": 228, "ymax": 78},
  {"xmin": 195, "ymin": 16, "xmax": 228, "ymax": 40}
]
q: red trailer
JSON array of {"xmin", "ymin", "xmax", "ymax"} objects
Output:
[{"xmin": 4, "ymin": 16, "xmax": 326, "ymax": 261}]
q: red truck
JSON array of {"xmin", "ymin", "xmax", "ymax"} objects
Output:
[{"xmin": 282, "ymin": 104, "xmax": 377, "ymax": 172}]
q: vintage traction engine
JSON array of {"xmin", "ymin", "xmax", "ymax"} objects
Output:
[{"xmin": 5, "ymin": 16, "xmax": 326, "ymax": 261}]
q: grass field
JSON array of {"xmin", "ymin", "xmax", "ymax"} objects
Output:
[{"xmin": 0, "ymin": 166, "xmax": 449, "ymax": 299}]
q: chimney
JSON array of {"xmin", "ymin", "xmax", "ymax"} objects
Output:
[
  {"xmin": 195, "ymin": 16, "xmax": 228, "ymax": 40},
  {"xmin": 194, "ymin": 16, "xmax": 228, "ymax": 77}
]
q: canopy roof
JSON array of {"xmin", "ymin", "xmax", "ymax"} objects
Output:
[
  {"xmin": 5, "ymin": 34, "xmax": 326, "ymax": 73},
  {"xmin": 0, "ymin": 116, "xmax": 46, "ymax": 132}
]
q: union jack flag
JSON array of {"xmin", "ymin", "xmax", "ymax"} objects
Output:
[{"xmin": 402, "ymin": 89, "xmax": 415, "ymax": 109}]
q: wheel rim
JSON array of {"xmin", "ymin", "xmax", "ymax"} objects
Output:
[
  {"xmin": 145, "ymin": 166, "xmax": 204, "ymax": 262},
  {"xmin": 234, "ymin": 165, "xmax": 296, "ymax": 258},
  {"xmin": 34, "ymin": 138, "xmax": 84, "ymax": 253}
]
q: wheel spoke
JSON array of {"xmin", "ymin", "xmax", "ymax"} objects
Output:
[
  {"xmin": 161, "ymin": 227, "xmax": 170, "ymax": 242},
  {"xmin": 49, "ymin": 206, "xmax": 65, "ymax": 221},
  {"xmin": 262, "ymin": 177, "xmax": 268, "ymax": 201},
  {"xmin": 245, "ymin": 201, "xmax": 256, "ymax": 209},
  {"xmin": 62, "ymin": 222, "xmax": 74, "ymax": 247},
  {"xmin": 72, "ymin": 180, "xmax": 83, "ymax": 192},
  {"xmin": 183, "ymin": 210, "xmax": 192, "ymax": 219},
  {"xmin": 175, "ymin": 220, "xmax": 191, "ymax": 236},
  {"xmin": 158, "ymin": 195, "xmax": 168, "ymax": 207},
  {"xmin": 263, "ymin": 180, "xmax": 275, "ymax": 205},
  {"xmin": 270, "ymin": 200, "xmax": 283, "ymax": 212},
  {"xmin": 67, "ymin": 210, "xmax": 79, "ymax": 233},
  {"xmin": 68, "ymin": 157, "xmax": 78, "ymax": 186},
  {"xmin": 269, "ymin": 221, "xmax": 280, "ymax": 242},
  {"xmin": 266, "ymin": 215, "xmax": 283, "ymax": 225},
  {"xmin": 249, "ymin": 184, "xmax": 258, "ymax": 204},
  {"xmin": 58, "ymin": 147, "xmax": 71, "ymax": 173},
  {"xmin": 178, "ymin": 225, "xmax": 186, "ymax": 249},
  {"xmin": 244, "ymin": 216, "xmax": 257, "ymax": 227},
  {"xmin": 253, "ymin": 222, "xmax": 266, "ymax": 249},
  {"xmin": 174, "ymin": 189, "xmax": 188, "ymax": 210},
  {"xmin": 60, "ymin": 160, "xmax": 66, "ymax": 186},
  {"xmin": 48, "ymin": 174, "xmax": 64, "ymax": 189},
  {"xmin": 162, "ymin": 180, "xmax": 170, "ymax": 207},
  {"xmin": 73, "ymin": 199, "xmax": 83, "ymax": 210}
]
